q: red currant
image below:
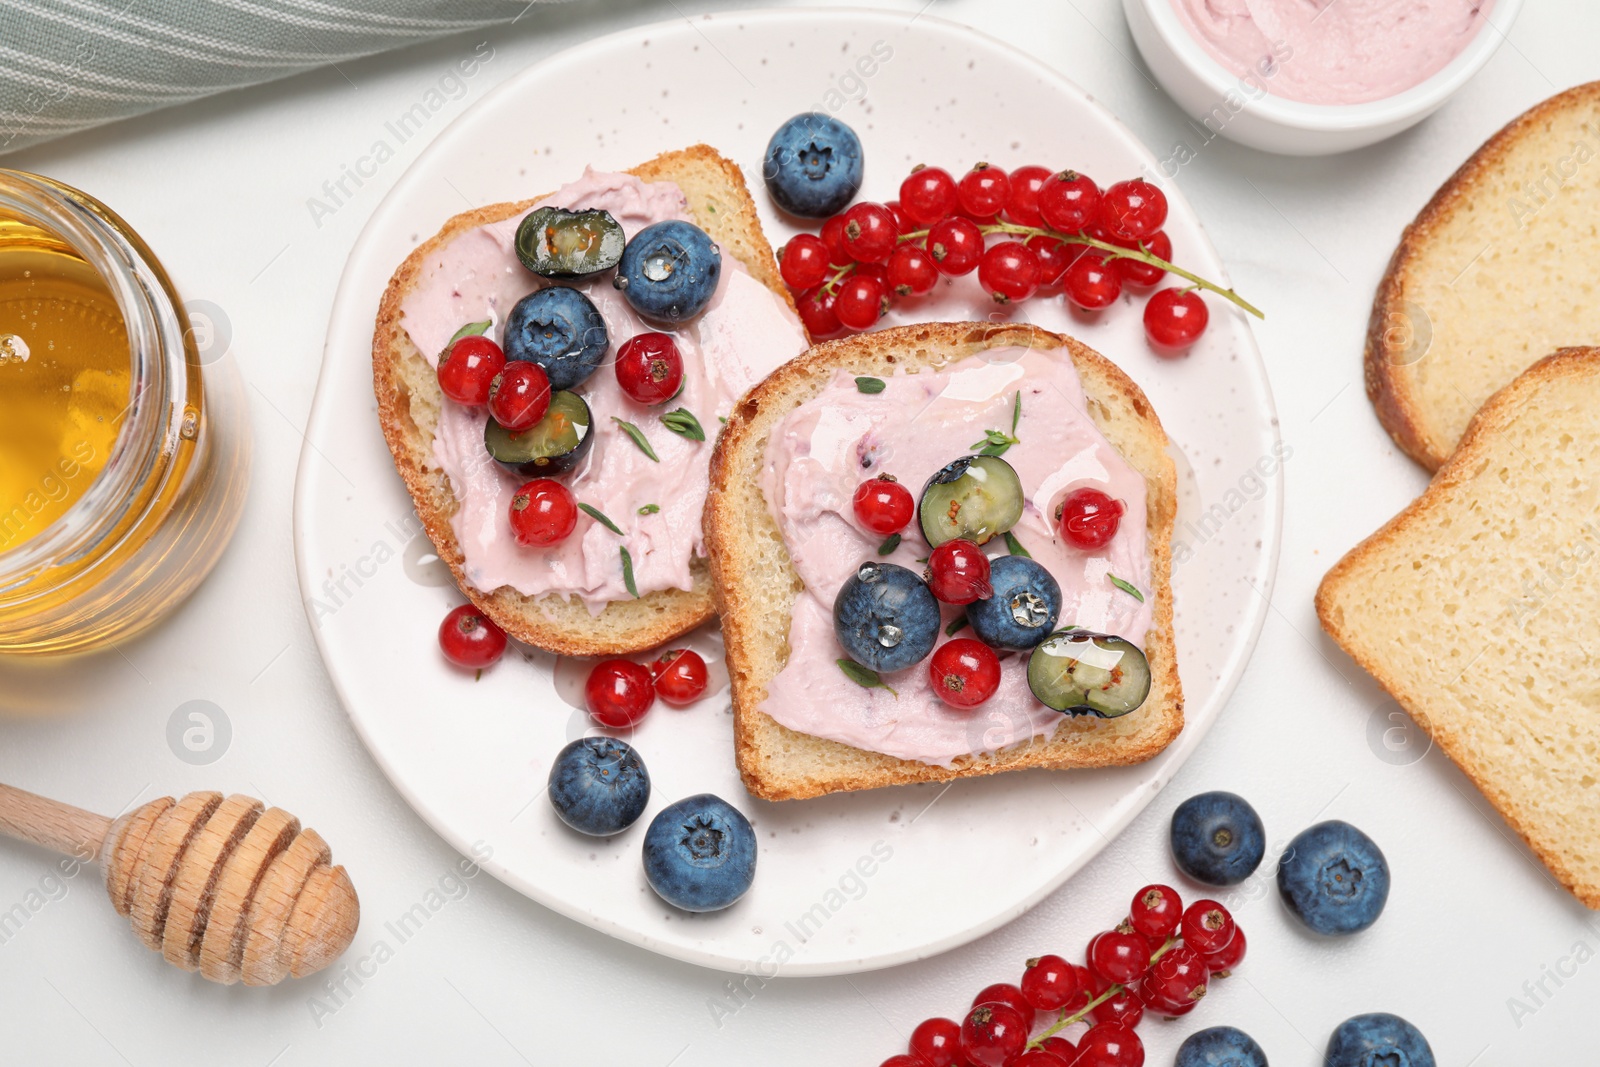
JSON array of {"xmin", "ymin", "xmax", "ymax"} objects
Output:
[
  {"xmin": 1076, "ymin": 1022, "xmax": 1143, "ymax": 1067},
  {"xmin": 900, "ymin": 165, "xmax": 960, "ymax": 226},
  {"xmin": 437, "ymin": 334, "xmax": 506, "ymax": 406},
  {"xmin": 887, "ymin": 244, "xmax": 939, "ymax": 297},
  {"xmin": 843, "ymin": 202, "xmax": 899, "ymax": 263},
  {"xmin": 1129, "ymin": 885, "xmax": 1182, "ymax": 942},
  {"xmin": 584, "ymin": 660, "xmax": 655, "ymax": 728},
  {"xmin": 1100, "ymin": 179, "xmax": 1168, "ymax": 241},
  {"xmin": 795, "ymin": 286, "xmax": 842, "ymax": 338},
  {"xmin": 650, "ymin": 648, "xmax": 708, "ymax": 706},
  {"xmin": 1180, "ymin": 900, "xmax": 1236, "ymax": 956},
  {"xmin": 972, "ymin": 982, "xmax": 1035, "ymax": 1021},
  {"xmin": 1202, "ymin": 925, "xmax": 1246, "ymax": 976},
  {"xmin": 978, "ymin": 241, "xmax": 1042, "ymax": 304},
  {"xmin": 835, "ymin": 273, "xmax": 887, "ymax": 331},
  {"xmin": 886, "ymin": 200, "xmax": 914, "ymax": 235},
  {"xmin": 1056, "ymin": 487, "xmax": 1124, "ymax": 550},
  {"xmin": 1144, "ymin": 289, "xmax": 1209, "ymax": 352},
  {"xmin": 1087, "ymin": 928, "xmax": 1151, "ymax": 985},
  {"xmin": 926, "ymin": 217, "xmax": 984, "ymax": 276},
  {"xmin": 780, "ymin": 233, "xmax": 831, "ymax": 290},
  {"xmin": 928, "ymin": 639, "xmax": 1002, "ymax": 709},
  {"xmin": 908, "ymin": 1017, "xmax": 963, "ymax": 1067},
  {"xmin": 615, "ymin": 333, "xmax": 684, "ymax": 406},
  {"xmin": 1013, "ymin": 1051, "xmax": 1070, "ymax": 1067},
  {"xmin": 1110, "ymin": 230, "xmax": 1171, "ymax": 288},
  {"xmin": 438, "ymin": 604, "xmax": 507, "ymax": 669},
  {"xmin": 1004, "ymin": 165, "xmax": 1052, "ymax": 227},
  {"xmin": 1027, "ymin": 236, "xmax": 1072, "ymax": 286},
  {"xmin": 1021, "ymin": 953, "xmax": 1086, "ymax": 1011},
  {"xmin": 1088, "ymin": 972, "xmax": 1145, "ymax": 1028},
  {"xmin": 508, "ymin": 479, "xmax": 577, "ymax": 548},
  {"xmin": 853, "ymin": 475, "xmax": 913, "ymax": 535},
  {"xmin": 856, "ymin": 260, "xmax": 890, "ymax": 290},
  {"xmin": 959, "ymin": 1004, "xmax": 1028, "ymax": 1067},
  {"xmin": 1144, "ymin": 945, "xmax": 1208, "ymax": 1010},
  {"xmin": 1063, "ymin": 253, "xmax": 1122, "ymax": 311},
  {"xmin": 958, "ymin": 163, "xmax": 1010, "ymax": 219},
  {"xmin": 1039, "ymin": 171, "xmax": 1102, "ymax": 233},
  {"xmin": 926, "ymin": 538, "xmax": 993, "ymax": 604},
  {"xmin": 820, "ymin": 215, "xmax": 853, "ymax": 265},
  {"xmin": 1041, "ymin": 1036, "xmax": 1079, "ymax": 1063},
  {"xmin": 487, "ymin": 361, "xmax": 552, "ymax": 432},
  {"xmin": 880, "ymin": 1057, "xmax": 921, "ymax": 1067}
]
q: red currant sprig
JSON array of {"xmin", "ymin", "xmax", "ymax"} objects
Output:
[
  {"xmin": 781, "ymin": 166, "xmax": 1263, "ymax": 351},
  {"xmin": 882, "ymin": 884, "xmax": 1247, "ymax": 1067}
]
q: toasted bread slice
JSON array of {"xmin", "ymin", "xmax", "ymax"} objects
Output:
[
  {"xmin": 706, "ymin": 323, "xmax": 1182, "ymax": 801},
  {"xmin": 1320, "ymin": 347, "xmax": 1600, "ymax": 908},
  {"xmin": 1366, "ymin": 81, "xmax": 1600, "ymax": 470},
  {"xmin": 372, "ymin": 146, "xmax": 796, "ymax": 656}
]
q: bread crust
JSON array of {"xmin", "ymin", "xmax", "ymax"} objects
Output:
[
  {"xmin": 1365, "ymin": 81, "xmax": 1600, "ymax": 471},
  {"xmin": 706, "ymin": 322, "xmax": 1183, "ymax": 801},
  {"xmin": 1321, "ymin": 346, "xmax": 1600, "ymax": 908},
  {"xmin": 372, "ymin": 146, "xmax": 797, "ymax": 656}
]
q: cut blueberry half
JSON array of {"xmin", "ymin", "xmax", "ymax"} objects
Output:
[
  {"xmin": 918, "ymin": 454, "xmax": 1025, "ymax": 548},
  {"xmin": 514, "ymin": 207, "xmax": 626, "ymax": 278},
  {"xmin": 1027, "ymin": 629, "xmax": 1150, "ymax": 715},
  {"xmin": 483, "ymin": 389, "xmax": 592, "ymax": 475}
]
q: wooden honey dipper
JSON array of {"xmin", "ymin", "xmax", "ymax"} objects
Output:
[{"xmin": 0, "ymin": 782, "xmax": 358, "ymax": 985}]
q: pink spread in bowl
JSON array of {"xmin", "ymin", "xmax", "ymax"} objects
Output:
[
  {"xmin": 757, "ymin": 348, "xmax": 1155, "ymax": 766},
  {"xmin": 399, "ymin": 170, "xmax": 808, "ymax": 611},
  {"xmin": 1170, "ymin": 0, "xmax": 1497, "ymax": 106}
]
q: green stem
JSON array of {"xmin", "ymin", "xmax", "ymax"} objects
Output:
[
  {"xmin": 903, "ymin": 221, "xmax": 1264, "ymax": 320},
  {"xmin": 819, "ymin": 262, "xmax": 854, "ymax": 296},
  {"xmin": 1026, "ymin": 936, "xmax": 1178, "ymax": 1049}
]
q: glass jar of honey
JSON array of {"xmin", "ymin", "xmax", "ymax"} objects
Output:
[{"xmin": 0, "ymin": 170, "xmax": 248, "ymax": 654}]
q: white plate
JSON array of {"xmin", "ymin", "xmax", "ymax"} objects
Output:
[{"xmin": 293, "ymin": 8, "xmax": 1281, "ymax": 975}]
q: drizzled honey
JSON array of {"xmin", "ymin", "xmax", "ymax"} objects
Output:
[{"xmin": 0, "ymin": 215, "xmax": 131, "ymax": 552}]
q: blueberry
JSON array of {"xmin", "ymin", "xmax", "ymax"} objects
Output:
[
  {"xmin": 642, "ymin": 793, "xmax": 756, "ymax": 912},
  {"xmin": 503, "ymin": 285, "xmax": 608, "ymax": 390},
  {"xmin": 1171, "ymin": 791, "xmax": 1267, "ymax": 886},
  {"xmin": 833, "ymin": 561, "xmax": 940, "ymax": 673},
  {"xmin": 1176, "ymin": 1026, "xmax": 1269, "ymax": 1067},
  {"xmin": 967, "ymin": 555, "xmax": 1061, "ymax": 650},
  {"xmin": 1277, "ymin": 819, "xmax": 1390, "ymax": 935},
  {"xmin": 547, "ymin": 737, "xmax": 650, "ymax": 836},
  {"xmin": 1325, "ymin": 1013, "xmax": 1434, "ymax": 1067},
  {"xmin": 763, "ymin": 113, "xmax": 864, "ymax": 218},
  {"xmin": 613, "ymin": 220, "xmax": 721, "ymax": 323}
]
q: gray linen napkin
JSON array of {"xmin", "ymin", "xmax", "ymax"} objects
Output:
[{"xmin": 0, "ymin": 0, "xmax": 545, "ymax": 154}]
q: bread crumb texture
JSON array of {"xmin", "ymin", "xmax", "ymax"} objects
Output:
[
  {"xmin": 1367, "ymin": 82, "xmax": 1600, "ymax": 469},
  {"xmin": 1322, "ymin": 347, "xmax": 1600, "ymax": 907}
]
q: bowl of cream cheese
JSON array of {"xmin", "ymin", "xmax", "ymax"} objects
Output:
[{"xmin": 1124, "ymin": 0, "xmax": 1522, "ymax": 155}]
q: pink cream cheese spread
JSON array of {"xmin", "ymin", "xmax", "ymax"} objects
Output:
[
  {"xmin": 1171, "ymin": 0, "xmax": 1496, "ymax": 106},
  {"xmin": 758, "ymin": 348, "xmax": 1155, "ymax": 766},
  {"xmin": 399, "ymin": 171, "xmax": 808, "ymax": 611}
]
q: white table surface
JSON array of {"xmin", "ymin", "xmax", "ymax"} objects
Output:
[{"xmin": 1, "ymin": 1, "xmax": 1593, "ymax": 1063}]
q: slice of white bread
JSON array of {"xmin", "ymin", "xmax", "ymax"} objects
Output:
[
  {"xmin": 1366, "ymin": 81, "xmax": 1600, "ymax": 470},
  {"xmin": 372, "ymin": 146, "xmax": 798, "ymax": 656},
  {"xmin": 1320, "ymin": 347, "xmax": 1600, "ymax": 908},
  {"xmin": 705, "ymin": 323, "xmax": 1182, "ymax": 801}
]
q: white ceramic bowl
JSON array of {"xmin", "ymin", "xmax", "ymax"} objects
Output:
[{"xmin": 1123, "ymin": 0, "xmax": 1523, "ymax": 155}]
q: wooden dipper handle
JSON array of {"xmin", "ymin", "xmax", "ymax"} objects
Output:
[{"xmin": 0, "ymin": 783, "xmax": 358, "ymax": 985}]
